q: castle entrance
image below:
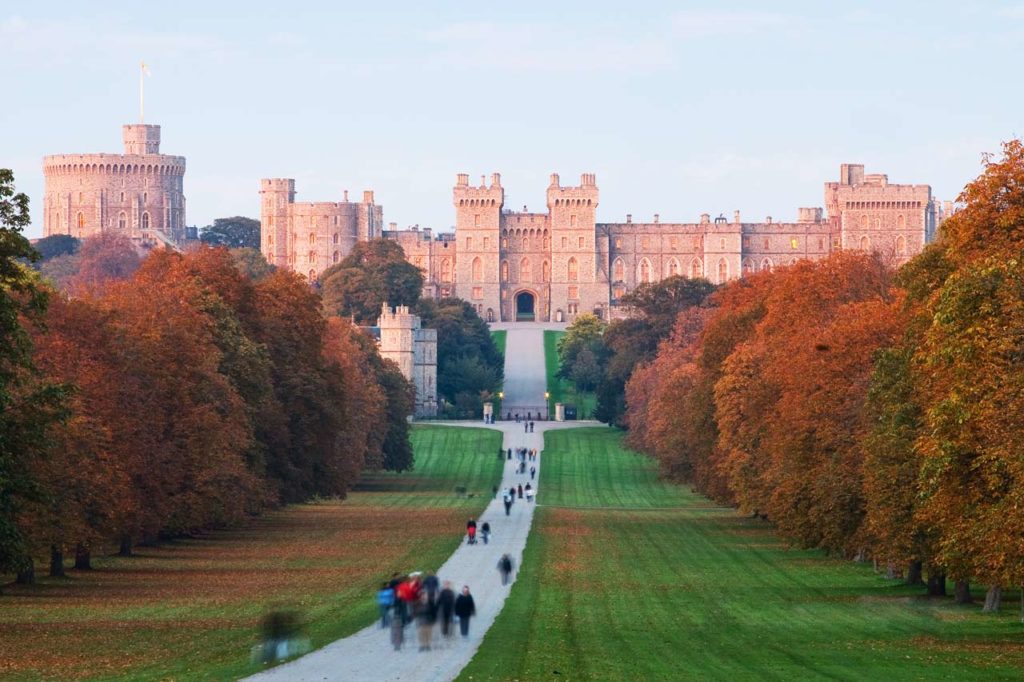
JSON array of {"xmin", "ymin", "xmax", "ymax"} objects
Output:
[{"xmin": 515, "ymin": 291, "xmax": 536, "ymax": 321}]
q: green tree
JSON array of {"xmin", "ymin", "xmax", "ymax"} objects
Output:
[
  {"xmin": 0, "ymin": 169, "xmax": 66, "ymax": 580},
  {"xmin": 200, "ymin": 216, "xmax": 261, "ymax": 249},
  {"xmin": 32, "ymin": 234, "xmax": 79, "ymax": 263},
  {"xmin": 230, "ymin": 247, "xmax": 275, "ymax": 281},
  {"xmin": 320, "ymin": 240, "xmax": 423, "ymax": 324},
  {"xmin": 416, "ymin": 297, "xmax": 503, "ymax": 408}
]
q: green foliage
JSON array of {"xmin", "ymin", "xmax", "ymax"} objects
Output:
[
  {"xmin": 464, "ymin": 428, "xmax": 1024, "ymax": 681},
  {"xmin": 229, "ymin": 247, "xmax": 275, "ymax": 281},
  {"xmin": 199, "ymin": 216, "xmax": 261, "ymax": 249},
  {"xmin": 320, "ymin": 240, "xmax": 423, "ymax": 324},
  {"xmin": 545, "ymin": 330, "xmax": 597, "ymax": 418},
  {"xmin": 31, "ymin": 234, "xmax": 79, "ymax": 263}
]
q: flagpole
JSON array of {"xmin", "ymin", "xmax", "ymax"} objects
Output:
[{"xmin": 140, "ymin": 60, "xmax": 145, "ymax": 123}]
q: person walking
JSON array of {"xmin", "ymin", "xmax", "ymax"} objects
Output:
[
  {"xmin": 497, "ymin": 554, "xmax": 514, "ymax": 585},
  {"xmin": 414, "ymin": 592, "xmax": 434, "ymax": 651},
  {"xmin": 503, "ymin": 491, "xmax": 512, "ymax": 516},
  {"xmin": 377, "ymin": 582, "xmax": 395, "ymax": 629},
  {"xmin": 525, "ymin": 482, "xmax": 534, "ymax": 503},
  {"xmin": 437, "ymin": 581, "xmax": 455, "ymax": 638},
  {"xmin": 454, "ymin": 585, "xmax": 476, "ymax": 638},
  {"xmin": 467, "ymin": 518, "xmax": 477, "ymax": 545},
  {"xmin": 517, "ymin": 484, "xmax": 523, "ymax": 499},
  {"xmin": 481, "ymin": 521, "xmax": 491, "ymax": 544}
]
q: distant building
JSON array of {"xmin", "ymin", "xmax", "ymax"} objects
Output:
[
  {"xmin": 42, "ymin": 123, "xmax": 187, "ymax": 248},
  {"xmin": 373, "ymin": 303, "xmax": 438, "ymax": 418}
]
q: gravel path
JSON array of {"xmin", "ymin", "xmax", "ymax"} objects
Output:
[{"xmin": 246, "ymin": 327, "xmax": 593, "ymax": 682}]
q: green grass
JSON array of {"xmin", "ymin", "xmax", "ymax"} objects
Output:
[
  {"xmin": 544, "ymin": 330, "xmax": 597, "ymax": 419},
  {"xmin": 460, "ymin": 428, "xmax": 1024, "ymax": 681},
  {"xmin": 491, "ymin": 329, "xmax": 507, "ymax": 359},
  {"xmin": 0, "ymin": 425, "xmax": 503, "ymax": 681}
]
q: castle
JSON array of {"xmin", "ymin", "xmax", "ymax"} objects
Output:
[
  {"xmin": 371, "ymin": 303, "xmax": 438, "ymax": 418},
  {"xmin": 385, "ymin": 165, "xmax": 946, "ymax": 322},
  {"xmin": 42, "ymin": 123, "xmax": 187, "ymax": 247}
]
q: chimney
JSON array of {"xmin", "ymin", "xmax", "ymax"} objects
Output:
[
  {"xmin": 550, "ymin": 173, "xmax": 560, "ymax": 187},
  {"xmin": 580, "ymin": 173, "xmax": 596, "ymax": 187},
  {"xmin": 389, "ymin": 222, "xmax": 397, "ymax": 231},
  {"xmin": 700, "ymin": 213, "xmax": 710, "ymax": 224},
  {"xmin": 653, "ymin": 213, "xmax": 660, "ymax": 224},
  {"xmin": 343, "ymin": 190, "xmax": 349, "ymax": 202},
  {"xmin": 626, "ymin": 214, "xmax": 632, "ymax": 224},
  {"xmin": 456, "ymin": 173, "xmax": 469, "ymax": 186},
  {"xmin": 491, "ymin": 172, "xmax": 501, "ymax": 188},
  {"xmin": 733, "ymin": 210, "xmax": 741, "ymax": 224},
  {"xmin": 766, "ymin": 216, "xmax": 773, "ymax": 224},
  {"xmin": 363, "ymin": 190, "xmax": 374, "ymax": 204},
  {"xmin": 480, "ymin": 175, "xmax": 486, "ymax": 188}
]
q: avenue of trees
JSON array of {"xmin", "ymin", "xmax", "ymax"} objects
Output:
[
  {"xmin": 625, "ymin": 140, "xmax": 1024, "ymax": 606},
  {"xmin": 321, "ymin": 240, "xmax": 504, "ymax": 417},
  {"xmin": 0, "ymin": 176, "xmax": 414, "ymax": 583}
]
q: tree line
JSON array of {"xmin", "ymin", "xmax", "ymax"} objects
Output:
[
  {"xmin": 625, "ymin": 141, "xmax": 1024, "ymax": 609},
  {"xmin": 0, "ymin": 173, "xmax": 414, "ymax": 584}
]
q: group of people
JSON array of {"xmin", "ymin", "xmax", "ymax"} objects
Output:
[
  {"xmin": 377, "ymin": 573, "xmax": 477, "ymax": 651},
  {"xmin": 466, "ymin": 518, "xmax": 491, "ymax": 544}
]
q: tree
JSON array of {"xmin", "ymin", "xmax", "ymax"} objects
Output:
[
  {"xmin": 32, "ymin": 234, "xmax": 79, "ymax": 263},
  {"xmin": 570, "ymin": 348, "xmax": 603, "ymax": 392},
  {"xmin": 200, "ymin": 216, "xmax": 261, "ymax": 249},
  {"xmin": 556, "ymin": 313, "xmax": 606, "ymax": 380},
  {"xmin": 69, "ymin": 232, "xmax": 141, "ymax": 294},
  {"xmin": 230, "ymin": 247, "xmax": 275, "ymax": 281},
  {"xmin": 0, "ymin": 169, "xmax": 67, "ymax": 580},
  {"xmin": 320, "ymin": 240, "xmax": 423, "ymax": 324}
]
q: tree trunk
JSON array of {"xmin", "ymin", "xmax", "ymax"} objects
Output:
[
  {"xmin": 954, "ymin": 580, "xmax": 972, "ymax": 604},
  {"xmin": 49, "ymin": 545, "xmax": 65, "ymax": 577},
  {"xmin": 885, "ymin": 562, "xmax": 898, "ymax": 580},
  {"xmin": 905, "ymin": 560, "xmax": 923, "ymax": 586},
  {"xmin": 74, "ymin": 544, "xmax": 92, "ymax": 570},
  {"xmin": 983, "ymin": 585, "xmax": 1002, "ymax": 613},
  {"xmin": 119, "ymin": 535, "xmax": 133, "ymax": 557},
  {"xmin": 15, "ymin": 558, "xmax": 35, "ymax": 585},
  {"xmin": 926, "ymin": 570, "xmax": 947, "ymax": 596}
]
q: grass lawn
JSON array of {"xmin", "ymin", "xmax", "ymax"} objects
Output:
[
  {"xmin": 544, "ymin": 330, "xmax": 597, "ymax": 419},
  {"xmin": 0, "ymin": 425, "xmax": 503, "ymax": 681},
  {"xmin": 491, "ymin": 329, "xmax": 507, "ymax": 359},
  {"xmin": 460, "ymin": 428, "xmax": 1024, "ymax": 681}
]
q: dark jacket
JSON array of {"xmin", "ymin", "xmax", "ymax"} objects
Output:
[
  {"xmin": 454, "ymin": 593, "xmax": 476, "ymax": 619},
  {"xmin": 438, "ymin": 588, "xmax": 455, "ymax": 617}
]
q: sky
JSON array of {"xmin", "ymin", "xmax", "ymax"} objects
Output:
[{"xmin": 2, "ymin": 1, "xmax": 1022, "ymax": 239}]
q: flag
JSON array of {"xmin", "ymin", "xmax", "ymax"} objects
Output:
[{"xmin": 141, "ymin": 60, "xmax": 151, "ymax": 77}]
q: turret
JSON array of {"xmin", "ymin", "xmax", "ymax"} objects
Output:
[{"xmin": 259, "ymin": 178, "xmax": 295, "ymax": 268}]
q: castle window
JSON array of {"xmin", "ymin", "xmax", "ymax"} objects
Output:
[
  {"xmin": 691, "ymin": 258, "xmax": 703, "ymax": 279},
  {"xmin": 717, "ymin": 259, "xmax": 728, "ymax": 284},
  {"xmin": 484, "ymin": 237, "xmax": 490, "ymax": 249},
  {"xmin": 875, "ymin": 217, "xmax": 882, "ymax": 230},
  {"xmin": 579, "ymin": 236, "xmax": 585, "ymax": 248},
  {"xmin": 615, "ymin": 237, "xmax": 622, "ymax": 249},
  {"xmin": 642, "ymin": 237, "xmax": 649, "ymax": 249},
  {"xmin": 474, "ymin": 214, "xmax": 480, "ymax": 227},
  {"xmin": 141, "ymin": 212, "xmax": 150, "ymax": 229},
  {"xmin": 309, "ymin": 270, "xmax": 316, "ymax": 280},
  {"xmin": 472, "ymin": 257, "xmax": 483, "ymax": 282},
  {"xmin": 761, "ymin": 258, "xmax": 773, "ymax": 272},
  {"xmin": 441, "ymin": 258, "xmax": 452, "ymax": 282},
  {"xmin": 742, "ymin": 258, "xmax": 753, "ymax": 275},
  {"xmin": 523, "ymin": 237, "xmax": 529, "ymax": 250},
  {"xmin": 77, "ymin": 212, "xmax": 85, "ymax": 229},
  {"xmin": 613, "ymin": 257, "xmax": 625, "ymax": 282},
  {"xmin": 896, "ymin": 235, "xmax": 906, "ymax": 254},
  {"xmin": 118, "ymin": 212, "xmax": 126, "ymax": 230},
  {"xmin": 308, "ymin": 250, "xmax": 316, "ymax": 263},
  {"xmin": 543, "ymin": 237, "xmax": 550, "ymax": 249},
  {"xmin": 897, "ymin": 214, "xmax": 906, "ymax": 229},
  {"xmin": 78, "ymin": 192, "xmax": 83, "ymax": 202},
  {"xmin": 268, "ymin": 234, "xmax": 274, "ymax": 245},
  {"xmin": 333, "ymin": 251, "xmax": 340, "ymax": 263},
  {"xmin": 670, "ymin": 237, "xmax": 678, "ymax": 249},
  {"xmin": 567, "ymin": 257, "xmax": 579, "ymax": 282},
  {"xmin": 543, "ymin": 260, "xmax": 550, "ymax": 282},
  {"xmin": 501, "ymin": 260, "xmax": 509, "ymax": 281},
  {"xmin": 571, "ymin": 215, "xmax": 577, "ymax": 227},
  {"xmin": 790, "ymin": 238, "xmax": 799, "ymax": 249},
  {"xmin": 860, "ymin": 236, "xmax": 870, "ymax": 250},
  {"xmin": 720, "ymin": 238, "xmax": 726, "ymax": 250},
  {"xmin": 568, "ymin": 286, "xmax": 579, "ymax": 300},
  {"xmin": 694, "ymin": 236, "xmax": 703, "ymax": 251},
  {"xmin": 309, "ymin": 233, "xmax": 316, "ymax": 244},
  {"xmin": 502, "ymin": 238, "xmax": 508, "ymax": 248},
  {"xmin": 561, "ymin": 237, "xmax": 568, "ymax": 248},
  {"xmin": 639, "ymin": 258, "xmax": 651, "ymax": 284},
  {"xmin": 333, "ymin": 233, "xmax": 339, "ymax": 244},
  {"xmin": 472, "ymin": 287, "xmax": 483, "ymax": 300},
  {"xmin": 143, "ymin": 192, "xmax": 148, "ymax": 203},
  {"xmin": 667, "ymin": 258, "xmax": 679, "ymax": 277},
  {"xmin": 120, "ymin": 192, "xmax": 125, "ymax": 202},
  {"xmin": 520, "ymin": 258, "xmax": 531, "ymax": 281},
  {"xmin": 818, "ymin": 237, "xmax": 825, "ymax": 250},
  {"xmin": 763, "ymin": 237, "xmax": 769, "ymax": 250},
  {"xmin": 742, "ymin": 236, "xmax": 749, "ymax": 249},
  {"xmin": 861, "ymin": 214, "xmax": 869, "ymax": 229}
]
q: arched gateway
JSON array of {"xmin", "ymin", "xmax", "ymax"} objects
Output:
[{"xmin": 515, "ymin": 291, "xmax": 536, "ymax": 321}]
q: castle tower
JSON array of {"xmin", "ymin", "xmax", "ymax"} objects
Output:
[
  {"xmin": 259, "ymin": 179, "xmax": 294, "ymax": 269},
  {"xmin": 453, "ymin": 173, "xmax": 503, "ymax": 319},
  {"xmin": 377, "ymin": 302, "xmax": 437, "ymax": 417},
  {"xmin": 547, "ymin": 173, "xmax": 599, "ymax": 322},
  {"xmin": 42, "ymin": 123, "xmax": 187, "ymax": 245}
]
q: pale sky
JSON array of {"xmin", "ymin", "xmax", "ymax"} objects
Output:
[{"xmin": 2, "ymin": 1, "xmax": 1021, "ymax": 239}]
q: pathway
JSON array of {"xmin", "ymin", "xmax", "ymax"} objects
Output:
[{"xmin": 246, "ymin": 327, "xmax": 594, "ymax": 682}]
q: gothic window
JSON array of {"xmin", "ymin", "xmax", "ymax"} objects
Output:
[
  {"xmin": 308, "ymin": 250, "xmax": 316, "ymax": 263},
  {"xmin": 860, "ymin": 236, "xmax": 870, "ymax": 250},
  {"xmin": 896, "ymin": 236, "xmax": 906, "ymax": 254},
  {"xmin": 118, "ymin": 212, "xmax": 126, "ymax": 230},
  {"xmin": 568, "ymin": 257, "xmax": 579, "ymax": 282},
  {"xmin": 613, "ymin": 257, "xmax": 625, "ymax": 282},
  {"xmin": 77, "ymin": 212, "xmax": 85, "ymax": 229},
  {"xmin": 143, "ymin": 192, "xmax": 148, "ymax": 203},
  {"xmin": 523, "ymin": 237, "xmax": 529, "ymax": 250},
  {"xmin": 333, "ymin": 251, "xmax": 340, "ymax": 263},
  {"xmin": 860, "ymin": 214, "xmax": 869, "ymax": 229},
  {"xmin": 502, "ymin": 238, "xmax": 508, "ymax": 248},
  {"xmin": 639, "ymin": 258, "xmax": 651, "ymax": 284},
  {"xmin": 742, "ymin": 258, "xmax": 753, "ymax": 275},
  {"xmin": 472, "ymin": 257, "xmax": 483, "ymax": 282},
  {"xmin": 120, "ymin": 192, "xmax": 125, "ymax": 202},
  {"xmin": 667, "ymin": 258, "xmax": 679, "ymax": 277},
  {"xmin": 761, "ymin": 258, "xmax": 773, "ymax": 272},
  {"xmin": 691, "ymin": 258, "xmax": 703, "ymax": 279},
  {"xmin": 875, "ymin": 217, "xmax": 882, "ymax": 230},
  {"xmin": 501, "ymin": 260, "xmax": 509, "ymax": 281},
  {"xmin": 717, "ymin": 258, "xmax": 728, "ymax": 284},
  {"xmin": 763, "ymin": 237, "xmax": 770, "ymax": 249},
  {"xmin": 333, "ymin": 233, "xmax": 339, "ymax": 244},
  {"xmin": 520, "ymin": 258, "xmax": 531, "ymax": 281},
  {"xmin": 141, "ymin": 212, "xmax": 150, "ymax": 229},
  {"xmin": 897, "ymin": 214, "xmax": 906, "ymax": 229},
  {"xmin": 542, "ymin": 260, "xmax": 550, "ymax": 282},
  {"xmin": 309, "ymin": 233, "xmax": 316, "ymax": 244},
  {"xmin": 441, "ymin": 258, "xmax": 452, "ymax": 282}
]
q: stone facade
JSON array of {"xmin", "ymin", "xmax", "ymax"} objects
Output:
[
  {"xmin": 387, "ymin": 165, "xmax": 945, "ymax": 323},
  {"xmin": 259, "ymin": 180, "xmax": 383, "ymax": 279},
  {"xmin": 42, "ymin": 124, "xmax": 187, "ymax": 247},
  {"xmin": 375, "ymin": 303, "xmax": 438, "ymax": 418}
]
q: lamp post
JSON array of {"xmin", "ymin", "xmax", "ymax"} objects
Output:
[{"xmin": 544, "ymin": 391, "xmax": 550, "ymax": 419}]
